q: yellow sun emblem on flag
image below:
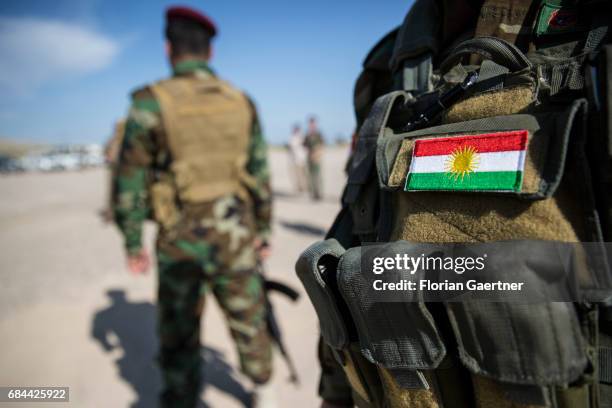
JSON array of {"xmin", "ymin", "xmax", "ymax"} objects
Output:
[{"xmin": 445, "ymin": 145, "xmax": 480, "ymax": 180}]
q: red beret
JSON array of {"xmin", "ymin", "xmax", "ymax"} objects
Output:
[{"xmin": 166, "ymin": 6, "xmax": 217, "ymax": 37}]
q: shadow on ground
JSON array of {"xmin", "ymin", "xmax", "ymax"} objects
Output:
[
  {"xmin": 91, "ymin": 289, "xmax": 251, "ymax": 408},
  {"xmin": 273, "ymin": 189, "xmax": 341, "ymax": 204},
  {"xmin": 279, "ymin": 220, "xmax": 326, "ymax": 237},
  {"xmin": 272, "ymin": 189, "xmax": 300, "ymax": 199}
]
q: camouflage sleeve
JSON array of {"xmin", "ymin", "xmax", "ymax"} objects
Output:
[
  {"xmin": 245, "ymin": 97, "xmax": 272, "ymax": 242},
  {"xmin": 113, "ymin": 87, "xmax": 160, "ymax": 254}
]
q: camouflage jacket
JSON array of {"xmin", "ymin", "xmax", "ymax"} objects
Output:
[
  {"xmin": 304, "ymin": 130, "xmax": 324, "ymax": 151},
  {"xmin": 114, "ymin": 59, "xmax": 272, "ymax": 254}
]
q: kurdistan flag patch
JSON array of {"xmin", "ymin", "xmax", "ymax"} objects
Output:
[{"xmin": 404, "ymin": 130, "xmax": 528, "ymax": 192}]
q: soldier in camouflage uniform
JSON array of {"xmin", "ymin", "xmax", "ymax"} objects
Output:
[
  {"xmin": 303, "ymin": 116, "xmax": 325, "ymax": 201},
  {"xmin": 113, "ymin": 6, "xmax": 274, "ymax": 407}
]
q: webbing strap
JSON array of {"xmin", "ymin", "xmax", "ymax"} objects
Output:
[
  {"xmin": 387, "ymin": 368, "xmax": 429, "ymax": 389},
  {"xmin": 599, "ymin": 347, "xmax": 612, "ymax": 384},
  {"xmin": 475, "ymin": 60, "xmax": 510, "ymax": 92},
  {"xmin": 584, "ymin": 13, "xmax": 609, "ymax": 54},
  {"xmin": 546, "ymin": 61, "xmax": 585, "ymax": 96},
  {"xmin": 440, "ymin": 36, "xmax": 532, "ymax": 75},
  {"xmin": 399, "ymin": 53, "xmax": 434, "ymax": 95}
]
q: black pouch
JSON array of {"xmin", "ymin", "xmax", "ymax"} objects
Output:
[
  {"xmin": 335, "ymin": 241, "xmax": 447, "ymax": 389},
  {"xmin": 295, "ymin": 239, "xmax": 353, "ymax": 350},
  {"xmin": 344, "ymin": 91, "xmax": 409, "ymax": 239},
  {"xmin": 446, "ymin": 301, "xmax": 587, "ymax": 386}
]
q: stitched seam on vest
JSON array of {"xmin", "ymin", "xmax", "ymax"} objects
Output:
[
  {"xmin": 506, "ymin": 303, "xmax": 527, "ymax": 380},
  {"xmin": 547, "ymin": 303, "xmax": 563, "ymax": 379}
]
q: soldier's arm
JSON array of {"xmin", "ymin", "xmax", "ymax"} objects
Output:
[
  {"xmin": 245, "ymin": 98, "xmax": 272, "ymax": 242},
  {"xmin": 113, "ymin": 88, "xmax": 159, "ymax": 255}
]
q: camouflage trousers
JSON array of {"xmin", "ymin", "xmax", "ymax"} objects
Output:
[
  {"xmin": 156, "ymin": 195, "xmax": 273, "ymax": 408},
  {"xmin": 307, "ymin": 160, "xmax": 322, "ymax": 200}
]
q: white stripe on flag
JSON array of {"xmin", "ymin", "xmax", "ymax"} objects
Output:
[{"xmin": 409, "ymin": 150, "xmax": 526, "ymax": 174}]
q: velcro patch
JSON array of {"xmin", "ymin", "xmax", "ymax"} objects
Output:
[
  {"xmin": 404, "ymin": 130, "xmax": 528, "ymax": 192},
  {"xmin": 536, "ymin": 2, "xmax": 584, "ymax": 37}
]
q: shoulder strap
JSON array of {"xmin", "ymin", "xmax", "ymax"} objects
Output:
[
  {"xmin": 342, "ymin": 91, "xmax": 408, "ymax": 243},
  {"xmin": 441, "ymin": 36, "xmax": 532, "ymax": 74},
  {"xmin": 390, "ymin": 0, "xmax": 441, "ymax": 96}
]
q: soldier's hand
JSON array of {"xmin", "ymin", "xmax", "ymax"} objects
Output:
[
  {"xmin": 127, "ymin": 249, "xmax": 150, "ymax": 275},
  {"xmin": 254, "ymin": 238, "xmax": 271, "ymax": 260}
]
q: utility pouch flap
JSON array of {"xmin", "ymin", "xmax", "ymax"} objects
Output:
[
  {"xmin": 344, "ymin": 91, "xmax": 407, "ymax": 205},
  {"xmin": 447, "ymin": 301, "xmax": 588, "ymax": 386},
  {"xmin": 378, "ymin": 100, "xmax": 587, "ymax": 199},
  {"xmin": 295, "ymin": 239, "xmax": 352, "ymax": 350},
  {"xmin": 150, "ymin": 181, "xmax": 180, "ymax": 230},
  {"xmin": 336, "ymin": 242, "xmax": 446, "ymax": 371}
]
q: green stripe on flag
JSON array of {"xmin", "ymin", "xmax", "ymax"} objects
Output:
[{"xmin": 405, "ymin": 171, "xmax": 523, "ymax": 191}]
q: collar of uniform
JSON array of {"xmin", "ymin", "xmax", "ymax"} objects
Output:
[{"xmin": 172, "ymin": 59, "xmax": 215, "ymax": 77}]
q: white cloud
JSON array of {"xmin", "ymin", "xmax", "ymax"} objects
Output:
[{"xmin": 0, "ymin": 17, "xmax": 120, "ymax": 95}]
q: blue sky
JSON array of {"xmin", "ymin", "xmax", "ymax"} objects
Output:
[{"xmin": 0, "ymin": 0, "xmax": 411, "ymax": 145}]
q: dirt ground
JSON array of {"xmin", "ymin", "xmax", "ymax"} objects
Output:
[{"xmin": 0, "ymin": 147, "xmax": 350, "ymax": 408}]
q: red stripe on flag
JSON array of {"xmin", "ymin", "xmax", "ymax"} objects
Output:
[{"xmin": 413, "ymin": 130, "xmax": 528, "ymax": 157}]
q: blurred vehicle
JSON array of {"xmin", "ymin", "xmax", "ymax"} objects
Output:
[
  {"xmin": 0, "ymin": 154, "xmax": 24, "ymax": 173},
  {"xmin": 18, "ymin": 154, "xmax": 54, "ymax": 172},
  {"xmin": 79, "ymin": 144, "xmax": 105, "ymax": 168},
  {"xmin": 17, "ymin": 144, "xmax": 104, "ymax": 172}
]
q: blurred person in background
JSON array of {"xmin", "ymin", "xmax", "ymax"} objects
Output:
[
  {"xmin": 303, "ymin": 116, "xmax": 324, "ymax": 201},
  {"xmin": 113, "ymin": 6, "xmax": 276, "ymax": 407},
  {"xmin": 287, "ymin": 123, "xmax": 307, "ymax": 193}
]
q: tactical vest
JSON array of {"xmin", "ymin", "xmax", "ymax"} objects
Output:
[
  {"xmin": 297, "ymin": 0, "xmax": 612, "ymax": 407},
  {"xmin": 149, "ymin": 75, "xmax": 252, "ymax": 227}
]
